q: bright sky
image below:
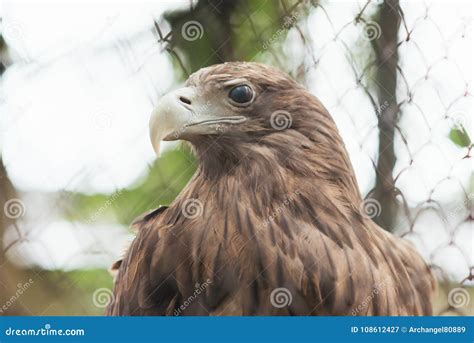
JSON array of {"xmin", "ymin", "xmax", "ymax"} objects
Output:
[
  {"xmin": 0, "ymin": 0, "xmax": 472, "ymax": 280},
  {"xmin": 0, "ymin": 0, "xmax": 184, "ymax": 193}
]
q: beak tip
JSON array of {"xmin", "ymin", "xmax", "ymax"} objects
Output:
[
  {"xmin": 162, "ymin": 131, "xmax": 179, "ymax": 141},
  {"xmin": 150, "ymin": 136, "xmax": 161, "ymax": 157}
]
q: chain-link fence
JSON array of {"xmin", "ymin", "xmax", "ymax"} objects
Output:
[{"xmin": 0, "ymin": 0, "xmax": 472, "ymax": 315}]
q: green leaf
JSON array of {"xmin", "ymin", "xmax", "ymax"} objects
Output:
[
  {"xmin": 63, "ymin": 146, "xmax": 196, "ymax": 226},
  {"xmin": 449, "ymin": 125, "xmax": 472, "ymax": 148}
]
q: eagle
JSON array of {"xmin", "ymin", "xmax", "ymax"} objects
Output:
[{"xmin": 106, "ymin": 62, "xmax": 435, "ymax": 316}]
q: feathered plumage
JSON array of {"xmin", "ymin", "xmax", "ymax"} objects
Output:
[{"xmin": 107, "ymin": 62, "xmax": 435, "ymax": 316}]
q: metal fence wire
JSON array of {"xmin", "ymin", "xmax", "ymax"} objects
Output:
[{"xmin": 0, "ymin": 0, "xmax": 472, "ymax": 316}]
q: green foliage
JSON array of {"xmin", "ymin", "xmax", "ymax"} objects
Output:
[
  {"xmin": 230, "ymin": 0, "xmax": 284, "ymax": 60},
  {"xmin": 67, "ymin": 147, "xmax": 196, "ymax": 227},
  {"xmin": 164, "ymin": 0, "xmax": 302, "ymax": 74},
  {"xmin": 449, "ymin": 124, "xmax": 472, "ymax": 148}
]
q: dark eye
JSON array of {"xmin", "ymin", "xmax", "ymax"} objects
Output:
[{"xmin": 229, "ymin": 85, "xmax": 253, "ymax": 104}]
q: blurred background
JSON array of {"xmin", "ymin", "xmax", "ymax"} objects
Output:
[{"xmin": 0, "ymin": 0, "xmax": 472, "ymax": 315}]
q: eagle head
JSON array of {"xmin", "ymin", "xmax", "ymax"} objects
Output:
[
  {"xmin": 152, "ymin": 64, "xmax": 326, "ymax": 149},
  {"xmin": 150, "ymin": 62, "xmax": 302, "ymax": 152},
  {"xmin": 150, "ymin": 61, "xmax": 360, "ymax": 196}
]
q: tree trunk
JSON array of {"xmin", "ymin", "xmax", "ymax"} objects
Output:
[{"xmin": 371, "ymin": 0, "xmax": 401, "ymax": 231}]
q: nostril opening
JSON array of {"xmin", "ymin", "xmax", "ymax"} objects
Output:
[{"xmin": 179, "ymin": 96, "xmax": 192, "ymax": 105}]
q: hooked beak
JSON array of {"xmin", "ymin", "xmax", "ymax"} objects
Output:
[{"xmin": 149, "ymin": 87, "xmax": 246, "ymax": 155}]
